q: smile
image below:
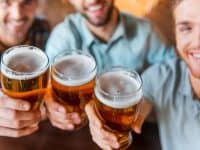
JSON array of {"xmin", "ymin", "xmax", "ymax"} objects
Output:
[
  {"xmin": 192, "ymin": 53, "xmax": 200, "ymax": 59},
  {"xmin": 87, "ymin": 4, "xmax": 104, "ymax": 12}
]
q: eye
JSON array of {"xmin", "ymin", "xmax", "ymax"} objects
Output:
[
  {"xmin": 179, "ymin": 25, "xmax": 192, "ymax": 33},
  {"xmin": 0, "ymin": 0, "xmax": 9, "ymax": 5}
]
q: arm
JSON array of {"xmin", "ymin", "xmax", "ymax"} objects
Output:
[
  {"xmin": 85, "ymin": 99, "xmax": 153, "ymax": 149},
  {"xmin": 45, "ymin": 23, "xmax": 71, "ymax": 63},
  {"xmin": 85, "ymin": 61, "xmax": 167, "ymax": 149},
  {"xmin": 45, "ymin": 20, "xmax": 83, "ymax": 131},
  {"xmin": 146, "ymin": 24, "xmax": 176, "ymax": 65}
]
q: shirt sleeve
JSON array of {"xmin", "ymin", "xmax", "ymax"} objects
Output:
[
  {"xmin": 45, "ymin": 18, "xmax": 78, "ymax": 63},
  {"xmin": 141, "ymin": 61, "xmax": 174, "ymax": 109},
  {"xmin": 45, "ymin": 23, "xmax": 70, "ymax": 63},
  {"xmin": 142, "ymin": 66, "xmax": 156, "ymax": 105},
  {"xmin": 146, "ymin": 24, "xmax": 176, "ymax": 65}
]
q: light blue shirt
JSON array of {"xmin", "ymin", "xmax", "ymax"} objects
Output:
[
  {"xmin": 142, "ymin": 58, "xmax": 200, "ymax": 150},
  {"xmin": 46, "ymin": 12, "xmax": 175, "ymax": 73}
]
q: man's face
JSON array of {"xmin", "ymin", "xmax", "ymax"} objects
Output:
[
  {"xmin": 69, "ymin": 0, "xmax": 114, "ymax": 26},
  {"xmin": 0, "ymin": 0, "xmax": 37, "ymax": 46},
  {"xmin": 175, "ymin": 0, "xmax": 200, "ymax": 78}
]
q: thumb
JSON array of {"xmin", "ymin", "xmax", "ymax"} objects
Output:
[
  {"xmin": 85, "ymin": 100, "xmax": 103, "ymax": 128},
  {"xmin": 131, "ymin": 99, "xmax": 152, "ymax": 134},
  {"xmin": 40, "ymin": 102, "xmax": 47, "ymax": 120},
  {"xmin": 131, "ymin": 114, "xmax": 145, "ymax": 134}
]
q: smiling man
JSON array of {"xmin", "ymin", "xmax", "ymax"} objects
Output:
[
  {"xmin": 0, "ymin": 0, "xmax": 50, "ymax": 138},
  {"xmin": 86, "ymin": 0, "xmax": 200, "ymax": 149},
  {"xmin": 45, "ymin": 0, "xmax": 175, "ymax": 131},
  {"xmin": 0, "ymin": 0, "xmax": 50, "ymax": 51}
]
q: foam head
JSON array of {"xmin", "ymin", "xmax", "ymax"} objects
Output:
[
  {"xmin": 95, "ymin": 70, "xmax": 142, "ymax": 109},
  {"xmin": 52, "ymin": 54, "xmax": 96, "ymax": 86},
  {"xmin": 1, "ymin": 46, "xmax": 49, "ymax": 80}
]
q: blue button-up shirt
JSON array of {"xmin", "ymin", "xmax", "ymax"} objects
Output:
[
  {"xmin": 142, "ymin": 58, "xmax": 200, "ymax": 150},
  {"xmin": 46, "ymin": 12, "xmax": 175, "ymax": 73}
]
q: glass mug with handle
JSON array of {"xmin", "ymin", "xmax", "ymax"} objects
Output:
[
  {"xmin": 51, "ymin": 50, "xmax": 97, "ymax": 129},
  {"xmin": 1, "ymin": 45, "xmax": 49, "ymax": 110},
  {"xmin": 94, "ymin": 67, "xmax": 143, "ymax": 149}
]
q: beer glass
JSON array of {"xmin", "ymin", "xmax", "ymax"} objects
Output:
[
  {"xmin": 1, "ymin": 45, "xmax": 49, "ymax": 110},
  {"xmin": 94, "ymin": 67, "xmax": 143, "ymax": 149},
  {"xmin": 51, "ymin": 50, "xmax": 97, "ymax": 129}
]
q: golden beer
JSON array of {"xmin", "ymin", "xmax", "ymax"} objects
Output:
[
  {"xmin": 94, "ymin": 67, "xmax": 143, "ymax": 148},
  {"xmin": 95, "ymin": 100, "xmax": 139, "ymax": 132},
  {"xmin": 51, "ymin": 50, "xmax": 97, "ymax": 128},
  {"xmin": 1, "ymin": 45, "xmax": 49, "ymax": 110}
]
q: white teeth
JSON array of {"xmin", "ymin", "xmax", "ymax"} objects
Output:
[
  {"xmin": 88, "ymin": 5, "xmax": 102, "ymax": 11},
  {"xmin": 193, "ymin": 54, "xmax": 200, "ymax": 58},
  {"xmin": 14, "ymin": 22, "xmax": 23, "ymax": 26}
]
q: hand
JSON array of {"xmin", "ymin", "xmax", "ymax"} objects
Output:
[
  {"xmin": 0, "ymin": 90, "xmax": 41, "ymax": 137},
  {"xmin": 85, "ymin": 100, "xmax": 147, "ymax": 150},
  {"xmin": 44, "ymin": 92, "xmax": 81, "ymax": 130}
]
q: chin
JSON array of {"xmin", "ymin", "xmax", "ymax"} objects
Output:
[
  {"xmin": 6, "ymin": 37, "xmax": 25, "ymax": 46},
  {"xmin": 91, "ymin": 21, "xmax": 107, "ymax": 26},
  {"xmin": 189, "ymin": 67, "xmax": 200, "ymax": 79},
  {"xmin": 85, "ymin": 13, "xmax": 110, "ymax": 27},
  {"xmin": 88, "ymin": 18, "xmax": 109, "ymax": 27}
]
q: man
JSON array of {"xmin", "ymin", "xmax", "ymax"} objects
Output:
[
  {"xmin": 0, "ymin": 0, "xmax": 50, "ymax": 137},
  {"xmin": 86, "ymin": 0, "xmax": 200, "ymax": 149},
  {"xmin": 45, "ymin": 0, "xmax": 175, "ymax": 131}
]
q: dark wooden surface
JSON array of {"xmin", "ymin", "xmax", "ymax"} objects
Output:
[{"xmin": 0, "ymin": 121, "xmax": 161, "ymax": 150}]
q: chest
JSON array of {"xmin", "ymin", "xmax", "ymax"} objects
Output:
[
  {"xmin": 84, "ymin": 39, "xmax": 148, "ymax": 72},
  {"xmin": 159, "ymin": 95, "xmax": 200, "ymax": 146}
]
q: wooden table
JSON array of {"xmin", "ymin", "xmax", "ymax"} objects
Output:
[{"xmin": 0, "ymin": 121, "xmax": 161, "ymax": 150}]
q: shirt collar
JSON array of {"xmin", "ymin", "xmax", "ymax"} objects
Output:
[
  {"xmin": 109, "ymin": 13, "xmax": 126, "ymax": 43},
  {"xmin": 81, "ymin": 17, "xmax": 95, "ymax": 47},
  {"xmin": 80, "ymin": 13, "xmax": 127, "ymax": 47}
]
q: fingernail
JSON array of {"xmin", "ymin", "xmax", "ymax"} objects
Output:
[
  {"xmin": 71, "ymin": 113, "xmax": 79, "ymax": 119},
  {"xmin": 31, "ymin": 123, "xmax": 38, "ymax": 128},
  {"xmin": 74, "ymin": 118, "xmax": 81, "ymax": 124},
  {"xmin": 22, "ymin": 103, "xmax": 30, "ymax": 110},
  {"xmin": 58, "ymin": 107, "xmax": 65, "ymax": 113},
  {"xmin": 135, "ymin": 127, "xmax": 141, "ymax": 134},
  {"xmin": 111, "ymin": 136, "xmax": 118, "ymax": 142},
  {"xmin": 113, "ymin": 142, "xmax": 120, "ymax": 149},
  {"xmin": 67, "ymin": 124, "xmax": 74, "ymax": 130},
  {"xmin": 32, "ymin": 126, "xmax": 39, "ymax": 131}
]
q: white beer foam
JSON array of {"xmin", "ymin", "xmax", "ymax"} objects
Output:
[
  {"xmin": 95, "ymin": 71, "xmax": 142, "ymax": 109},
  {"xmin": 52, "ymin": 54, "xmax": 96, "ymax": 86},
  {"xmin": 1, "ymin": 46, "xmax": 48, "ymax": 80}
]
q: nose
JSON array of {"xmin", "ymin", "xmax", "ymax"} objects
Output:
[
  {"xmin": 9, "ymin": 3, "xmax": 25, "ymax": 20},
  {"xmin": 192, "ymin": 27, "xmax": 200, "ymax": 49}
]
